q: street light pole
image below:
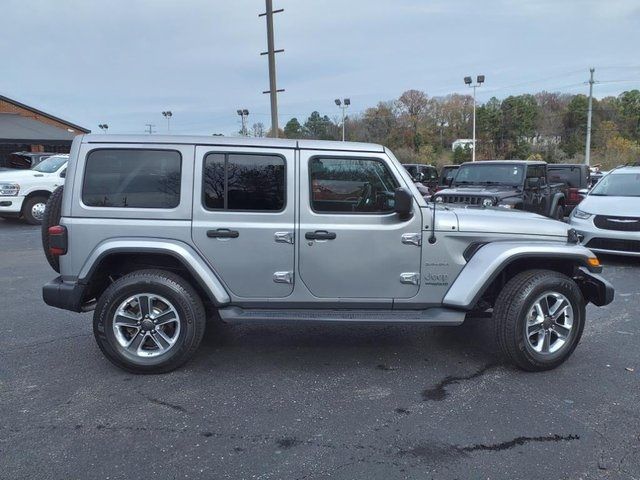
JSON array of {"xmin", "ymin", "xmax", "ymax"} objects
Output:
[
  {"xmin": 464, "ymin": 75, "xmax": 485, "ymax": 161},
  {"xmin": 334, "ymin": 98, "xmax": 350, "ymax": 141},
  {"xmin": 162, "ymin": 111, "xmax": 173, "ymax": 133},
  {"xmin": 237, "ymin": 109, "xmax": 249, "ymax": 136}
]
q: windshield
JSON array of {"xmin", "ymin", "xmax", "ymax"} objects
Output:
[
  {"xmin": 32, "ymin": 156, "xmax": 67, "ymax": 173},
  {"xmin": 454, "ymin": 164, "xmax": 524, "ymax": 186},
  {"xmin": 590, "ymin": 172, "xmax": 640, "ymax": 197}
]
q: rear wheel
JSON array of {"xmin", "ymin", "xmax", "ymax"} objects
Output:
[
  {"xmin": 93, "ymin": 269, "xmax": 206, "ymax": 374},
  {"xmin": 554, "ymin": 204, "xmax": 565, "ymax": 220},
  {"xmin": 22, "ymin": 195, "xmax": 48, "ymax": 225},
  {"xmin": 494, "ymin": 269, "xmax": 585, "ymax": 371}
]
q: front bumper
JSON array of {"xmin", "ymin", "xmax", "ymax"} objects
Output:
[
  {"xmin": 42, "ymin": 276, "xmax": 89, "ymax": 312},
  {"xmin": 0, "ymin": 195, "xmax": 24, "ymax": 215},
  {"xmin": 569, "ymin": 215, "xmax": 640, "ymax": 257},
  {"xmin": 575, "ymin": 266, "xmax": 614, "ymax": 306}
]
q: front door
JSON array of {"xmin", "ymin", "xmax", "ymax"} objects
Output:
[
  {"xmin": 298, "ymin": 151, "xmax": 423, "ymax": 300},
  {"xmin": 192, "ymin": 146, "xmax": 295, "ymax": 298}
]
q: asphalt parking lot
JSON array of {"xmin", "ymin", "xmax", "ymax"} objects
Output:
[{"xmin": 0, "ymin": 220, "xmax": 638, "ymax": 480}]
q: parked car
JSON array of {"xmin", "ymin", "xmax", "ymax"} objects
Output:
[
  {"xmin": 436, "ymin": 165, "xmax": 459, "ymax": 192},
  {"xmin": 433, "ymin": 160, "xmax": 567, "ymax": 219},
  {"xmin": 0, "ymin": 154, "xmax": 68, "ymax": 224},
  {"xmin": 41, "ymin": 135, "xmax": 612, "ymax": 373},
  {"xmin": 403, "ymin": 163, "xmax": 439, "ymax": 189},
  {"xmin": 1, "ymin": 151, "xmax": 58, "ymax": 169},
  {"xmin": 547, "ymin": 164, "xmax": 590, "ymax": 215},
  {"xmin": 569, "ymin": 166, "xmax": 640, "ymax": 256}
]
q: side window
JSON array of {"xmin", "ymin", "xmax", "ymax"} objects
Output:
[
  {"xmin": 203, "ymin": 153, "xmax": 285, "ymax": 211},
  {"xmin": 309, "ymin": 157, "xmax": 399, "ymax": 214},
  {"xmin": 82, "ymin": 149, "xmax": 181, "ymax": 208}
]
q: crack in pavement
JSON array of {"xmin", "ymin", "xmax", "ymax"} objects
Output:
[
  {"xmin": 139, "ymin": 393, "xmax": 188, "ymax": 413},
  {"xmin": 422, "ymin": 363, "xmax": 500, "ymax": 401}
]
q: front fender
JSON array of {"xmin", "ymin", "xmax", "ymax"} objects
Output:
[
  {"xmin": 442, "ymin": 241, "xmax": 601, "ymax": 310},
  {"xmin": 79, "ymin": 238, "xmax": 231, "ymax": 306}
]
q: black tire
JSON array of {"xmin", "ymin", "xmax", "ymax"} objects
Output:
[
  {"xmin": 93, "ymin": 269, "xmax": 206, "ymax": 374},
  {"xmin": 22, "ymin": 195, "xmax": 49, "ymax": 225},
  {"xmin": 41, "ymin": 186, "xmax": 64, "ymax": 272},
  {"xmin": 494, "ymin": 269, "xmax": 585, "ymax": 371},
  {"xmin": 554, "ymin": 204, "xmax": 565, "ymax": 221}
]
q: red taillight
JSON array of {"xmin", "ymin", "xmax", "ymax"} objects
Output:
[
  {"xmin": 48, "ymin": 225, "xmax": 67, "ymax": 256},
  {"xmin": 568, "ymin": 187, "xmax": 581, "ymax": 202}
]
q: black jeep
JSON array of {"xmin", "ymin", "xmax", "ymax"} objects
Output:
[{"xmin": 433, "ymin": 160, "xmax": 566, "ymax": 219}]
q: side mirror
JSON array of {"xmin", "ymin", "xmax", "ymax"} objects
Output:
[
  {"xmin": 526, "ymin": 177, "xmax": 540, "ymax": 188},
  {"xmin": 394, "ymin": 187, "xmax": 413, "ymax": 220},
  {"xmin": 414, "ymin": 172, "xmax": 425, "ymax": 183},
  {"xmin": 578, "ymin": 188, "xmax": 589, "ymax": 197},
  {"xmin": 59, "ymin": 170, "xmax": 66, "ymax": 178}
]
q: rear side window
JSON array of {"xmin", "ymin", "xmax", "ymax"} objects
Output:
[
  {"xmin": 548, "ymin": 167, "xmax": 587, "ymax": 188},
  {"xmin": 82, "ymin": 149, "xmax": 182, "ymax": 208},
  {"xmin": 203, "ymin": 153, "xmax": 285, "ymax": 211}
]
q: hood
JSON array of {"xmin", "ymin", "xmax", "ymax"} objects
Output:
[
  {"xmin": 0, "ymin": 169, "xmax": 49, "ymax": 182},
  {"xmin": 455, "ymin": 207, "xmax": 569, "ymax": 238},
  {"xmin": 578, "ymin": 195, "xmax": 640, "ymax": 217},
  {"xmin": 438, "ymin": 185, "xmax": 520, "ymax": 200}
]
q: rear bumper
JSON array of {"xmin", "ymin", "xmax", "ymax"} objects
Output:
[
  {"xmin": 42, "ymin": 276, "xmax": 88, "ymax": 312},
  {"xmin": 575, "ymin": 267, "xmax": 614, "ymax": 307}
]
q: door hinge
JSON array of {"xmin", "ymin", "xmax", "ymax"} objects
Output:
[
  {"xmin": 400, "ymin": 272, "xmax": 420, "ymax": 285},
  {"xmin": 273, "ymin": 271, "xmax": 294, "ymax": 284},
  {"xmin": 401, "ymin": 233, "xmax": 422, "ymax": 246},
  {"xmin": 274, "ymin": 231, "xmax": 294, "ymax": 244}
]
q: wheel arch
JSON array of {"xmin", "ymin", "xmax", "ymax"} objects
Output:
[
  {"xmin": 443, "ymin": 241, "xmax": 602, "ymax": 311},
  {"xmin": 79, "ymin": 240, "xmax": 231, "ymax": 307}
]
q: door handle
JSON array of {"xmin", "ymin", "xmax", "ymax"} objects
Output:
[
  {"xmin": 207, "ymin": 228, "xmax": 239, "ymax": 239},
  {"xmin": 305, "ymin": 230, "xmax": 336, "ymax": 240}
]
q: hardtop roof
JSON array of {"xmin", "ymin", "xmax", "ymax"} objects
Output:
[{"xmin": 81, "ymin": 134, "xmax": 385, "ymax": 153}]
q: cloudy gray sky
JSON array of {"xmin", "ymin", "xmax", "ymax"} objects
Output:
[{"xmin": 1, "ymin": 0, "xmax": 639, "ymax": 135}]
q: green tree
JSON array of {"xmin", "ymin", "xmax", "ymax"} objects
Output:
[
  {"xmin": 452, "ymin": 145, "xmax": 472, "ymax": 164},
  {"xmin": 561, "ymin": 94, "xmax": 589, "ymax": 158},
  {"xmin": 618, "ymin": 89, "xmax": 640, "ymax": 140},
  {"xmin": 283, "ymin": 117, "xmax": 303, "ymax": 139},
  {"xmin": 304, "ymin": 111, "xmax": 335, "ymax": 140}
]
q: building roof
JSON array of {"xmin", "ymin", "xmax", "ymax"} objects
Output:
[
  {"xmin": 81, "ymin": 134, "xmax": 386, "ymax": 153},
  {"xmin": 0, "ymin": 94, "xmax": 90, "ymax": 133},
  {"xmin": 0, "ymin": 113, "xmax": 80, "ymax": 143}
]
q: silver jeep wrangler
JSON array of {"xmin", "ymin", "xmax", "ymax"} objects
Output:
[{"xmin": 42, "ymin": 135, "xmax": 613, "ymax": 373}]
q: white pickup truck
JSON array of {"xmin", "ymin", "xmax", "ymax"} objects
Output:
[{"xmin": 0, "ymin": 154, "xmax": 68, "ymax": 224}]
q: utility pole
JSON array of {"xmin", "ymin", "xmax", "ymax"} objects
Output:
[
  {"xmin": 259, "ymin": 0, "xmax": 284, "ymax": 137},
  {"xmin": 585, "ymin": 68, "xmax": 595, "ymax": 166},
  {"xmin": 334, "ymin": 98, "xmax": 351, "ymax": 141},
  {"xmin": 464, "ymin": 75, "xmax": 485, "ymax": 161},
  {"xmin": 145, "ymin": 123, "xmax": 156, "ymax": 135}
]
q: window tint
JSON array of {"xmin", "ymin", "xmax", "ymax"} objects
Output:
[
  {"xmin": 203, "ymin": 153, "xmax": 285, "ymax": 211},
  {"xmin": 310, "ymin": 157, "xmax": 399, "ymax": 213},
  {"xmin": 82, "ymin": 149, "xmax": 181, "ymax": 208}
]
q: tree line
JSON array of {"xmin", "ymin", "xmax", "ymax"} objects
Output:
[{"xmin": 247, "ymin": 89, "xmax": 640, "ymax": 169}]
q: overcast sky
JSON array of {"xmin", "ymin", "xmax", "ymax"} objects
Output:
[{"xmin": 1, "ymin": 0, "xmax": 639, "ymax": 135}]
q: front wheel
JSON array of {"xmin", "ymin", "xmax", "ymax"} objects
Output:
[
  {"xmin": 494, "ymin": 269, "xmax": 585, "ymax": 371},
  {"xmin": 93, "ymin": 269, "xmax": 206, "ymax": 373},
  {"xmin": 22, "ymin": 195, "xmax": 48, "ymax": 225}
]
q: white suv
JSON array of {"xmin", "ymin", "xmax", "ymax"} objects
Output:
[{"xmin": 0, "ymin": 154, "xmax": 68, "ymax": 224}]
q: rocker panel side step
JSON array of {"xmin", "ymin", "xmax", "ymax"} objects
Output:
[{"xmin": 218, "ymin": 307, "xmax": 465, "ymax": 325}]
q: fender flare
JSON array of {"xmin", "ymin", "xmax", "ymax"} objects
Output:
[
  {"xmin": 548, "ymin": 192, "xmax": 565, "ymax": 216},
  {"xmin": 442, "ymin": 241, "xmax": 601, "ymax": 310},
  {"xmin": 78, "ymin": 238, "xmax": 231, "ymax": 305}
]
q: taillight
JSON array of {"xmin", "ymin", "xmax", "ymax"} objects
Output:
[
  {"xmin": 48, "ymin": 225, "xmax": 67, "ymax": 256},
  {"xmin": 568, "ymin": 188, "xmax": 581, "ymax": 202}
]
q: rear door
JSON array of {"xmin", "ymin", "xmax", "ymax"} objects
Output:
[{"xmin": 192, "ymin": 146, "xmax": 295, "ymax": 298}]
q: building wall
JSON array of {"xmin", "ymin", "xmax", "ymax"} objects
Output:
[{"xmin": 0, "ymin": 98, "xmax": 83, "ymax": 134}]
